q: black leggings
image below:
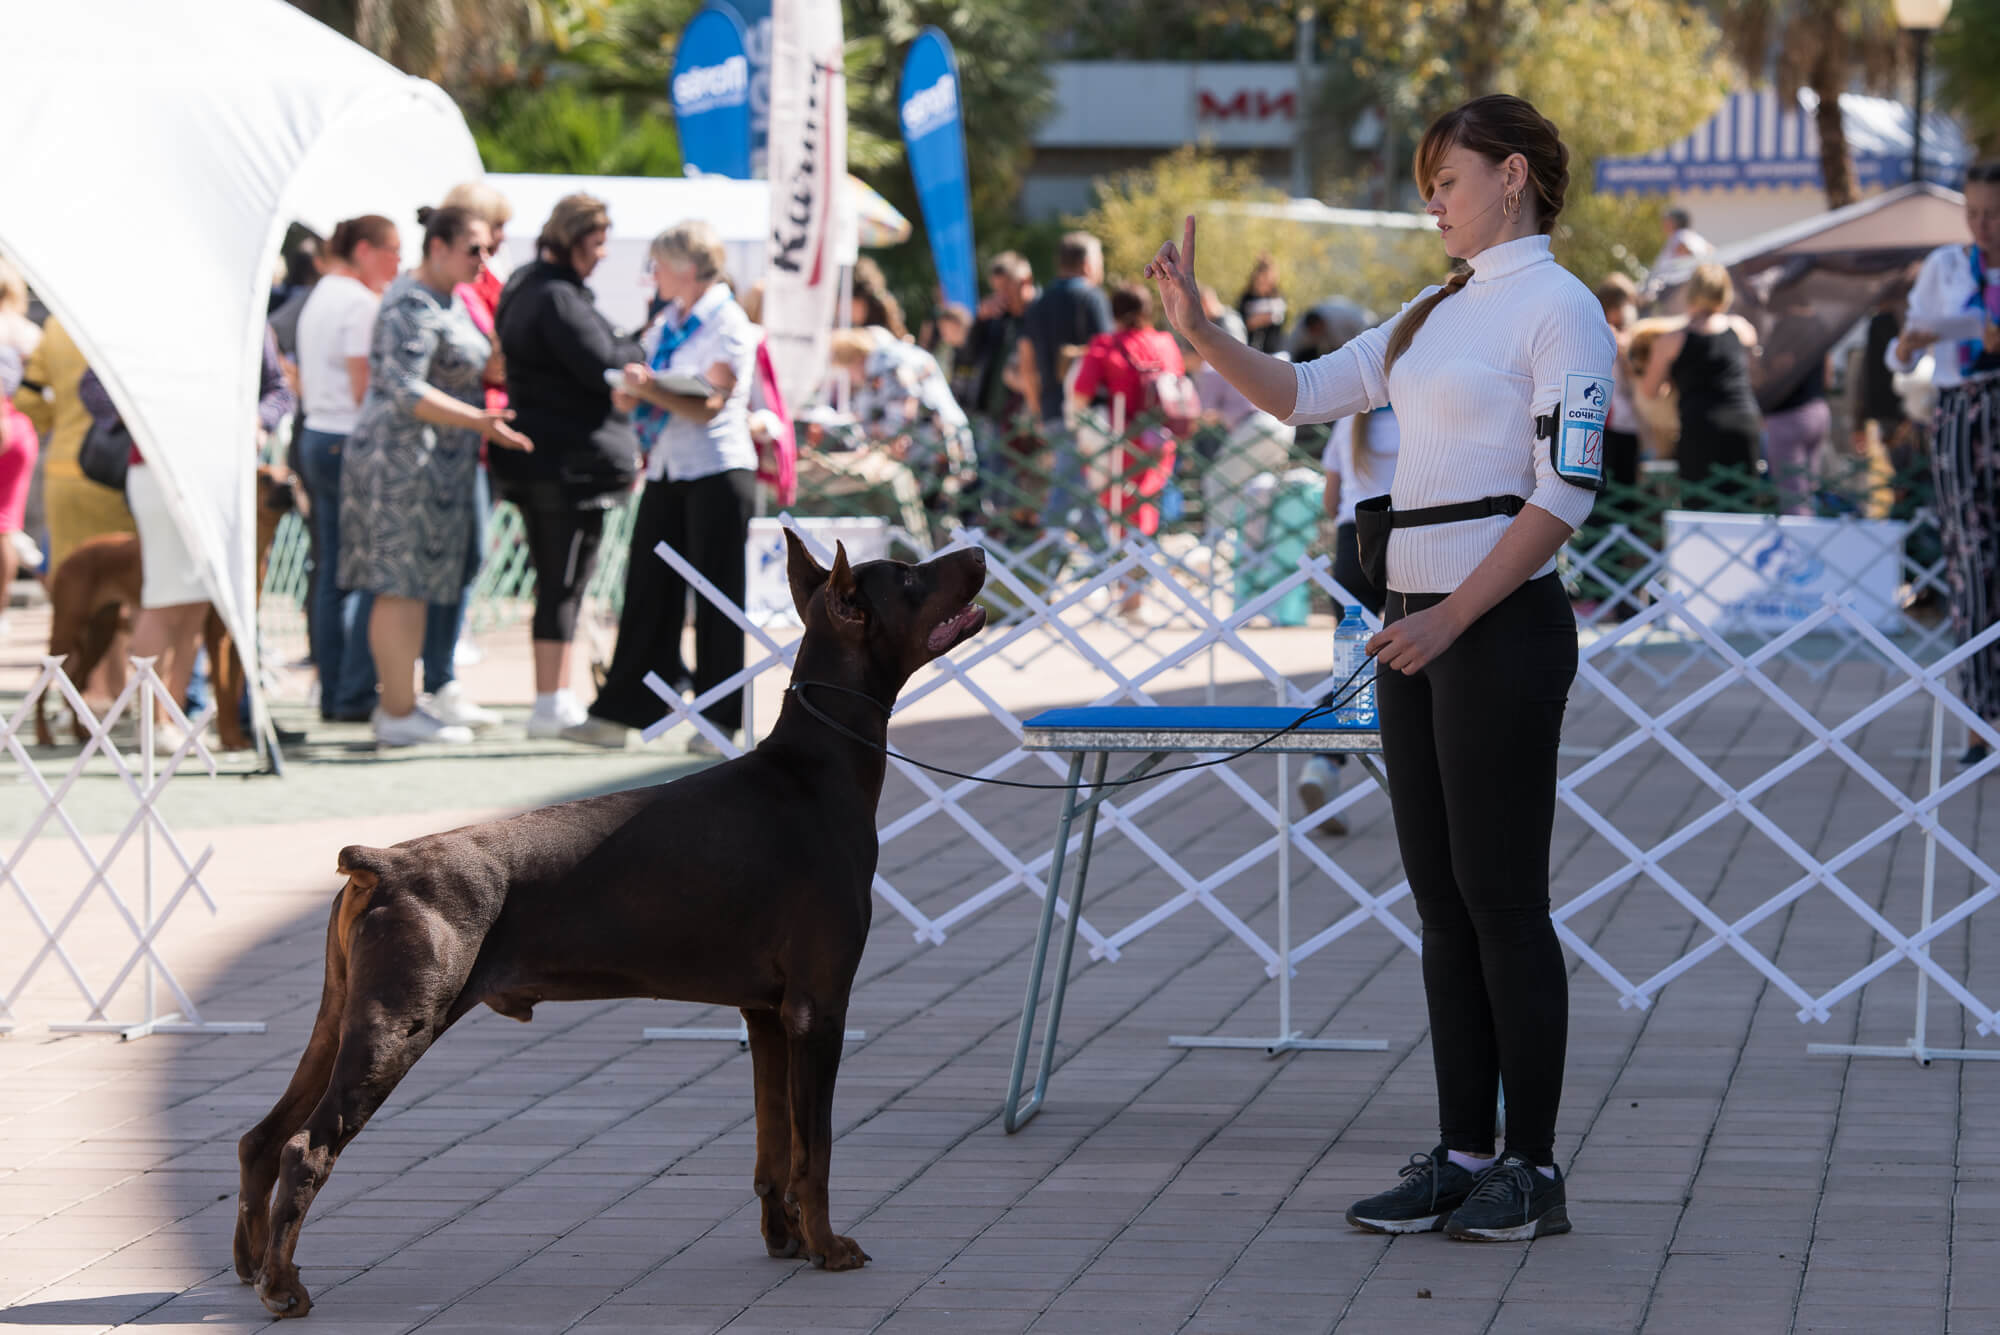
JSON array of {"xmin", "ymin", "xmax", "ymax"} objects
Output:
[
  {"xmin": 593, "ymin": 468, "xmax": 757, "ymax": 731},
  {"xmin": 498, "ymin": 478, "xmax": 612, "ymax": 642},
  {"xmin": 1377, "ymin": 572, "xmax": 1575, "ymax": 1165}
]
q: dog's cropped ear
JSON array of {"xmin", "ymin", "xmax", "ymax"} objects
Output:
[
  {"xmin": 824, "ymin": 541, "xmax": 864, "ymax": 627},
  {"xmin": 786, "ymin": 528, "xmax": 828, "ymax": 620}
]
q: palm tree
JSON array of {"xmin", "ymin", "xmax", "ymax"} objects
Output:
[
  {"xmin": 286, "ymin": 0, "xmax": 566, "ymax": 96},
  {"xmin": 1708, "ymin": 0, "xmax": 1904, "ymax": 208},
  {"xmin": 1934, "ymin": 0, "xmax": 2000, "ymax": 155}
]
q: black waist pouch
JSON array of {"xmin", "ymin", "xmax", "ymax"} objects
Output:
[
  {"xmin": 1354, "ymin": 495, "xmax": 1394, "ymax": 593},
  {"xmin": 1353, "ymin": 493, "xmax": 1528, "ymax": 592}
]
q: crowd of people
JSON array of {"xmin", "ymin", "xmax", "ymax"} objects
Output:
[{"xmin": 3, "ymin": 170, "xmax": 1993, "ymax": 763}]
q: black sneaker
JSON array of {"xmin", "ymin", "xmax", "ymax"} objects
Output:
[
  {"xmin": 1442, "ymin": 1153, "xmax": 1571, "ymax": 1241},
  {"xmin": 1345, "ymin": 1146, "xmax": 1479, "ymax": 1234}
]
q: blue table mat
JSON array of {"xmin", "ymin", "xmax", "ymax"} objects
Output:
[{"xmin": 1022, "ymin": 706, "xmax": 1374, "ymax": 732}]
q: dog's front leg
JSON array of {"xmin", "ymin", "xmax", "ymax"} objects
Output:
[
  {"xmin": 742, "ymin": 1007, "xmax": 800, "ymax": 1258},
  {"xmin": 783, "ymin": 1005, "xmax": 869, "ymax": 1271}
]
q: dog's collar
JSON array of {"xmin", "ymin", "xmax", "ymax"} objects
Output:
[{"xmin": 786, "ymin": 681, "xmax": 892, "ymax": 718}]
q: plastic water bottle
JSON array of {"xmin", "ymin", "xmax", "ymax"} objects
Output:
[{"xmin": 1333, "ymin": 606, "xmax": 1377, "ymax": 728}]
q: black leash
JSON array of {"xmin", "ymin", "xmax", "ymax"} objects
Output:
[{"xmin": 782, "ymin": 659, "xmax": 1380, "ymax": 794}]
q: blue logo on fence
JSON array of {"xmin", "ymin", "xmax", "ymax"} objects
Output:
[{"xmin": 1752, "ymin": 532, "xmax": 1824, "ymax": 587}]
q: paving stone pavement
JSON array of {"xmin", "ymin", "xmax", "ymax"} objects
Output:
[{"xmin": 3, "ymin": 606, "xmax": 1998, "ymax": 1334}]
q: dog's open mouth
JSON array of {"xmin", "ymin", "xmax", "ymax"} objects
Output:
[{"xmin": 927, "ymin": 604, "xmax": 987, "ymax": 653}]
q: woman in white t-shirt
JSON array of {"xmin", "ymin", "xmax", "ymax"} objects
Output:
[
  {"xmin": 1148, "ymin": 94, "xmax": 1612, "ymax": 1241},
  {"xmin": 294, "ymin": 214, "xmax": 399, "ymax": 722}
]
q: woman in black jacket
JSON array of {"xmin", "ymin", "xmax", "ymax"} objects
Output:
[{"xmin": 493, "ymin": 193, "xmax": 644, "ymax": 738}]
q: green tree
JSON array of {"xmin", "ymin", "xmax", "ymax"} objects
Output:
[
  {"xmin": 285, "ymin": 0, "xmax": 568, "ymax": 96},
  {"xmin": 842, "ymin": 0, "xmax": 1059, "ymax": 315},
  {"xmin": 1934, "ymin": 0, "xmax": 2000, "ymax": 155},
  {"xmin": 1073, "ymin": 147, "xmax": 1437, "ymax": 322},
  {"xmin": 1497, "ymin": 0, "xmax": 1731, "ymax": 285},
  {"xmin": 1060, "ymin": 0, "xmax": 1319, "ymax": 61},
  {"xmin": 1309, "ymin": 0, "xmax": 1729, "ymax": 293},
  {"xmin": 1704, "ymin": 0, "xmax": 1905, "ymax": 207},
  {"xmin": 473, "ymin": 83, "xmax": 684, "ymax": 176}
]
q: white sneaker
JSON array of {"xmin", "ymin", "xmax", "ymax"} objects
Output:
[
  {"xmin": 374, "ymin": 707, "xmax": 474, "ymax": 748},
  {"xmin": 149, "ymin": 719, "xmax": 207, "ymax": 757},
  {"xmin": 423, "ymin": 681, "xmax": 500, "ymax": 730},
  {"xmin": 559, "ymin": 715, "xmax": 629, "ymax": 749},
  {"xmin": 1297, "ymin": 754, "xmax": 1348, "ymax": 837},
  {"xmin": 527, "ymin": 692, "xmax": 591, "ymax": 738},
  {"xmin": 685, "ymin": 729, "xmax": 740, "ymax": 758},
  {"xmin": 526, "ymin": 699, "xmax": 566, "ymax": 738}
]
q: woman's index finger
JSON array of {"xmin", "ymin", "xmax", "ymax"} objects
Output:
[{"xmin": 1182, "ymin": 214, "xmax": 1197, "ymax": 273}]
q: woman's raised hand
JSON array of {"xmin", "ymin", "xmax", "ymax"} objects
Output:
[{"xmin": 1143, "ymin": 214, "xmax": 1205, "ymax": 340}]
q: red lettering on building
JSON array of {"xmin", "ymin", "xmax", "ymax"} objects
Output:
[{"xmin": 1197, "ymin": 89, "xmax": 1296, "ymax": 121}]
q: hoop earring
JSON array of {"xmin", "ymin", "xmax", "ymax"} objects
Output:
[{"xmin": 1505, "ymin": 191, "xmax": 1521, "ymax": 220}]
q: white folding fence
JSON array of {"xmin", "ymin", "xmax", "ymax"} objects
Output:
[
  {"xmin": 1564, "ymin": 508, "xmax": 1952, "ymax": 685},
  {"xmin": 638, "ymin": 519, "xmax": 1998, "ymax": 1059},
  {"xmin": 1, "ymin": 657, "xmax": 263, "ymax": 1039},
  {"xmin": 23, "ymin": 506, "xmax": 1990, "ymax": 1055}
]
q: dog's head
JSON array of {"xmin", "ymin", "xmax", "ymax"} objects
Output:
[{"xmin": 785, "ymin": 530, "xmax": 987, "ymax": 686}]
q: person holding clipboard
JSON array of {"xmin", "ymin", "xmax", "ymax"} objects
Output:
[
  {"xmin": 1146, "ymin": 94, "xmax": 1612, "ymax": 1241},
  {"xmin": 566, "ymin": 221, "xmax": 760, "ymax": 754}
]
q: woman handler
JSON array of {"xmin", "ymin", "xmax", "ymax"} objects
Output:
[{"xmin": 1147, "ymin": 94, "xmax": 1613, "ymax": 1241}]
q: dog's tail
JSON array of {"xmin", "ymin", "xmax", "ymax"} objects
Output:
[{"xmin": 330, "ymin": 846, "xmax": 396, "ymax": 972}]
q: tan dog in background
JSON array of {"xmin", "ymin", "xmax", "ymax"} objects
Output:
[{"xmin": 35, "ymin": 465, "xmax": 297, "ymax": 750}]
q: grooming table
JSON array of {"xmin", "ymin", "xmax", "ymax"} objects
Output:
[{"xmin": 1002, "ymin": 706, "xmax": 1390, "ymax": 1133}]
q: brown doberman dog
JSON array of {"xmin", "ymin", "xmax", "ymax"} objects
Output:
[
  {"xmin": 35, "ymin": 465, "xmax": 297, "ymax": 750},
  {"xmin": 233, "ymin": 531, "xmax": 988, "ymax": 1318}
]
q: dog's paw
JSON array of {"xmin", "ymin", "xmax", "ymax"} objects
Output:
[
  {"xmin": 256, "ymin": 1268, "xmax": 313, "ymax": 1319},
  {"xmin": 809, "ymin": 1234, "xmax": 871, "ymax": 1271}
]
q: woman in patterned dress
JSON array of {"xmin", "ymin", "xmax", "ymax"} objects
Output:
[{"xmin": 339, "ymin": 206, "xmax": 533, "ymax": 747}]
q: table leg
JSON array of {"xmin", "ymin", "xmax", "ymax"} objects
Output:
[
  {"xmin": 1003, "ymin": 750, "xmax": 1111, "ymax": 1132},
  {"xmin": 1003, "ymin": 751, "xmax": 1088, "ymax": 1132}
]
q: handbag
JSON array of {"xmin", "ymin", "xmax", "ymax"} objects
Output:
[{"xmin": 78, "ymin": 414, "xmax": 133, "ymax": 492}]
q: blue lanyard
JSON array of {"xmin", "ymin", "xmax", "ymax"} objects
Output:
[
  {"xmin": 1962, "ymin": 245, "xmax": 1994, "ymax": 374},
  {"xmin": 635, "ymin": 309, "xmax": 703, "ymax": 445},
  {"xmin": 652, "ymin": 310, "xmax": 702, "ymax": 369}
]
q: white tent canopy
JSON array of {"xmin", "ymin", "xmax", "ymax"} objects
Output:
[
  {"xmin": 0, "ymin": 0, "xmax": 483, "ymax": 756},
  {"xmin": 489, "ymin": 173, "xmax": 865, "ymax": 335}
]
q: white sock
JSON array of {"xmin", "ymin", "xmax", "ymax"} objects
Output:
[
  {"xmin": 1537, "ymin": 1165, "xmax": 1557, "ymax": 1179},
  {"xmin": 1447, "ymin": 1150, "xmax": 1496, "ymax": 1173},
  {"xmin": 534, "ymin": 692, "xmax": 558, "ymax": 712}
]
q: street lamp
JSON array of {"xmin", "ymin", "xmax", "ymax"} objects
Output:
[{"xmin": 1893, "ymin": 0, "xmax": 1953, "ymax": 185}]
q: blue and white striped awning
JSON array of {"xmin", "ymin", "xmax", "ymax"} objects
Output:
[{"xmin": 1596, "ymin": 88, "xmax": 1969, "ymax": 194}]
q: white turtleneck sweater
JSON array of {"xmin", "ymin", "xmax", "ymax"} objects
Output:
[{"xmin": 1288, "ymin": 233, "xmax": 1614, "ymax": 594}]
